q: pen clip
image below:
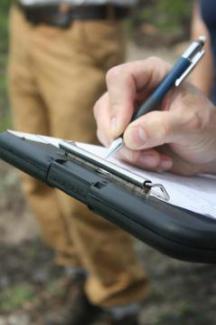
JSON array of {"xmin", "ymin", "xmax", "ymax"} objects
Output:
[{"xmin": 175, "ymin": 49, "xmax": 205, "ymax": 87}]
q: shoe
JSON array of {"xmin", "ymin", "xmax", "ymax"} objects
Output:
[{"xmin": 44, "ymin": 274, "xmax": 104, "ymax": 325}]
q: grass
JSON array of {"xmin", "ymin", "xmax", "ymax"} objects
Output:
[
  {"xmin": 0, "ymin": 284, "xmax": 34, "ymax": 312},
  {"xmin": 0, "ymin": 279, "xmax": 67, "ymax": 313}
]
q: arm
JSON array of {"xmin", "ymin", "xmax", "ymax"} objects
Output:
[{"xmin": 190, "ymin": 1, "xmax": 214, "ymax": 96}]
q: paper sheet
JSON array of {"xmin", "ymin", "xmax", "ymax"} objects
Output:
[
  {"xmin": 77, "ymin": 143, "xmax": 216, "ymax": 219},
  {"xmin": 7, "ymin": 131, "xmax": 216, "ymax": 219}
]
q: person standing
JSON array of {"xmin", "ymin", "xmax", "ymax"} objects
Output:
[{"xmin": 8, "ymin": 1, "xmax": 148, "ymax": 324}]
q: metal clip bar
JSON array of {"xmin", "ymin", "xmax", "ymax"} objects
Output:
[
  {"xmin": 62, "ymin": 142, "xmax": 170, "ymax": 201},
  {"xmin": 8, "ymin": 130, "xmax": 170, "ymax": 201},
  {"xmin": 60, "ymin": 141, "xmax": 148, "ymax": 189}
]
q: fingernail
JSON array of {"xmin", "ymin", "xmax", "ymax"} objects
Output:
[
  {"xmin": 138, "ymin": 127, "xmax": 147, "ymax": 142},
  {"xmin": 160, "ymin": 158, "xmax": 173, "ymax": 171}
]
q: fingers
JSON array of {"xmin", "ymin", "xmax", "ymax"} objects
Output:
[
  {"xmin": 119, "ymin": 145, "xmax": 208, "ymax": 175},
  {"xmin": 93, "ymin": 93, "xmax": 111, "ymax": 146},
  {"xmin": 123, "ymin": 110, "xmax": 178, "ymax": 150},
  {"xmin": 119, "ymin": 146, "xmax": 202, "ymax": 175},
  {"xmin": 105, "ymin": 63, "xmax": 136, "ymax": 138},
  {"xmin": 119, "ymin": 147, "xmax": 173, "ymax": 172},
  {"xmin": 106, "ymin": 58, "xmax": 170, "ymax": 138},
  {"xmin": 123, "ymin": 106, "xmax": 209, "ymax": 151},
  {"xmin": 94, "ymin": 58, "xmax": 170, "ymax": 144}
]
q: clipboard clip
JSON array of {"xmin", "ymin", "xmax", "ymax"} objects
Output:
[
  {"xmin": 144, "ymin": 181, "xmax": 170, "ymax": 201},
  {"xmin": 60, "ymin": 142, "xmax": 170, "ymax": 202},
  {"xmin": 8, "ymin": 130, "xmax": 170, "ymax": 202}
]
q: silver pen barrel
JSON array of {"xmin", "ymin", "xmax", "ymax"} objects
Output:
[
  {"xmin": 105, "ymin": 138, "xmax": 124, "ymax": 159},
  {"xmin": 182, "ymin": 35, "xmax": 206, "ymax": 60}
]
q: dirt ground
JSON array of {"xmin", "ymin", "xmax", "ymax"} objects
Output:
[{"xmin": 1, "ymin": 44, "xmax": 216, "ymax": 325}]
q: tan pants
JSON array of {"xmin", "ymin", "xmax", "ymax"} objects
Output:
[{"xmin": 8, "ymin": 7, "xmax": 148, "ymax": 307}]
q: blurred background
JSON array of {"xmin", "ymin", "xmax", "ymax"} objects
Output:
[
  {"xmin": 1, "ymin": 1, "xmax": 216, "ymax": 324},
  {"xmin": 0, "ymin": 0, "xmax": 193, "ymax": 133}
]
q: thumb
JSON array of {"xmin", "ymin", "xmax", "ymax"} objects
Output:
[{"xmin": 123, "ymin": 109, "xmax": 197, "ymax": 150}]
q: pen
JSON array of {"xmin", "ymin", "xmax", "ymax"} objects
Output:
[{"xmin": 105, "ymin": 36, "xmax": 206, "ymax": 159}]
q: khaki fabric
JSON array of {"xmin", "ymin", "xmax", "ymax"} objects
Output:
[{"xmin": 8, "ymin": 6, "xmax": 148, "ymax": 307}]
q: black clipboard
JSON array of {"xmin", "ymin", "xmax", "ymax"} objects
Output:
[{"xmin": 0, "ymin": 131, "xmax": 216, "ymax": 264}]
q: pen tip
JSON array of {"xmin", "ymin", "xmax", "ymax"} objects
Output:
[{"xmin": 105, "ymin": 138, "xmax": 124, "ymax": 159}]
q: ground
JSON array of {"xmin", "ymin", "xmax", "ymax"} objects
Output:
[{"xmin": 0, "ymin": 44, "xmax": 216, "ymax": 325}]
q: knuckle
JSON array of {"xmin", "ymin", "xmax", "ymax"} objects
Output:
[
  {"xmin": 155, "ymin": 114, "xmax": 171, "ymax": 141},
  {"xmin": 180, "ymin": 91, "xmax": 213, "ymax": 131},
  {"xmin": 147, "ymin": 56, "xmax": 167, "ymax": 68},
  {"xmin": 202, "ymin": 106, "xmax": 216, "ymax": 129},
  {"xmin": 106, "ymin": 62, "xmax": 132, "ymax": 84},
  {"xmin": 147, "ymin": 56, "xmax": 159, "ymax": 64},
  {"xmin": 163, "ymin": 122, "xmax": 172, "ymax": 138},
  {"xmin": 106, "ymin": 65, "xmax": 122, "ymax": 84},
  {"xmin": 186, "ymin": 111, "xmax": 204, "ymax": 131},
  {"xmin": 145, "ymin": 57, "xmax": 170, "ymax": 86}
]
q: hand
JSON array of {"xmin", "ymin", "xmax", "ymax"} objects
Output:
[{"xmin": 94, "ymin": 57, "xmax": 216, "ymax": 175}]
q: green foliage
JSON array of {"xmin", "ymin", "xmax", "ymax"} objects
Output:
[
  {"xmin": 155, "ymin": 0, "xmax": 192, "ymax": 30},
  {"xmin": 0, "ymin": 113, "xmax": 11, "ymax": 132},
  {"xmin": 0, "ymin": 0, "xmax": 10, "ymax": 53},
  {"xmin": 136, "ymin": 0, "xmax": 192, "ymax": 32},
  {"xmin": 0, "ymin": 284, "xmax": 34, "ymax": 312}
]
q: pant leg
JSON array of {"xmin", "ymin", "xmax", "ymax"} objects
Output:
[
  {"xmin": 8, "ymin": 7, "xmax": 81, "ymax": 268},
  {"xmin": 29, "ymin": 19, "xmax": 148, "ymax": 307}
]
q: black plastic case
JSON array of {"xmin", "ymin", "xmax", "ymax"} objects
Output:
[{"xmin": 1, "ymin": 131, "xmax": 216, "ymax": 263}]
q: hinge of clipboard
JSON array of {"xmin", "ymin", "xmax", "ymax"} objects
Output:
[{"xmin": 60, "ymin": 142, "xmax": 170, "ymax": 202}]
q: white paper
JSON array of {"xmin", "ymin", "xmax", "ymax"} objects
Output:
[
  {"xmin": 7, "ymin": 130, "xmax": 216, "ymax": 219},
  {"xmin": 77, "ymin": 143, "xmax": 216, "ymax": 219}
]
